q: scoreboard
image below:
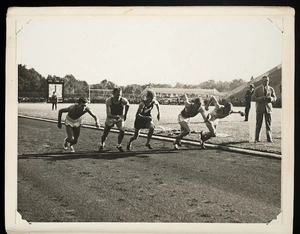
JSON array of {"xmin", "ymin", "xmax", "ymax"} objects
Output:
[{"xmin": 47, "ymin": 79, "xmax": 64, "ymax": 103}]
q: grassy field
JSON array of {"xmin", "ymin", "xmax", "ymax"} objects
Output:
[{"xmin": 18, "ymin": 103, "xmax": 282, "ymax": 154}]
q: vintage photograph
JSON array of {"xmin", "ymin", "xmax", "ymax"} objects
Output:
[{"xmin": 6, "ymin": 6, "xmax": 294, "ymax": 234}]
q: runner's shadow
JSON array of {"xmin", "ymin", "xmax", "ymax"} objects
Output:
[
  {"xmin": 213, "ymin": 140, "xmax": 249, "ymax": 146},
  {"xmin": 18, "ymin": 148, "xmax": 202, "ymax": 161}
]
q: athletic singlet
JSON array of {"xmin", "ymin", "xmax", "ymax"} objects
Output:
[
  {"xmin": 110, "ymin": 97, "xmax": 124, "ymax": 115},
  {"xmin": 181, "ymin": 104, "xmax": 199, "ymax": 118},
  {"xmin": 139, "ymin": 100, "xmax": 155, "ymax": 117},
  {"xmin": 208, "ymin": 105, "xmax": 230, "ymax": 121},
  {"xmin": 67, "ymin": 104, "xmax": 89, "ymax": 120},
  {"xmin": 215, "ymin": 107, "xmax": 230, "ymax": 119}
]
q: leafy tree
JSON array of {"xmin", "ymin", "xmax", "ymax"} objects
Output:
[
  {"xmin": 18, "ymin": 64, "xmax": 46, "ymax": 94},
  {"xmin": 134, "ymin": 89, "xmax": 142, "ymax": 96},
  {"xmin": 200, "ymin": 79, "xmax": 216, "ymax": 89},
  {"xmin": 19, "ymin": 63, "xmax": 252, "ymax": 102},
  {"xmin": 174, "ymin": 82, "xmax": 184, "ymax": 88},
  {"xmin": 229, "ymin": 79, "xmax": 246, "ymax": 90},
  {"xmin": 63, "ymin": 74, "xmax": 78, "ymax": 94},
  {"xmin": 91, "ymin": 79, "xmax": 117, "ymax": 89},
  {"xmin": 123, "ymin": 85, "xmax": 135, "ymax": 94},
  {"xmin": 216, "ymin": 81, "xmax": 230, "ymax": 92}
]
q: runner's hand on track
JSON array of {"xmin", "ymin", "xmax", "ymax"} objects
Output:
[{"xmin": 57, "ymin": 122, "xmax": 62, "ymax": 129}]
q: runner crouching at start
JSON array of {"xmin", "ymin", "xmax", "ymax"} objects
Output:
[
  {"xmin": 174, "ymin": 93, "xmax": 202, "ymax": 150},
  {"xmin": 199, "ymin": 95, "xmax": 244, "ymax": 148},
  {"xmin": 57, "ymin": 97, "xmax": 100, "ymax": 153}
]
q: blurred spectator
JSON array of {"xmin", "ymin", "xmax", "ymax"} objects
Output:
[
  {"xmin": 244, "ymin": 84, "xmax": 255, "ymax": 121},
  {"xmin": 51, "ymin": 91, "xmax": 58, "ymax": 110}
]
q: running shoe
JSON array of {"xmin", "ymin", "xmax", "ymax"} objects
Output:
[
  {"xmin": 174, "ymin": 138, "xmax": 181, "ymax": 146},
  {"xmin": 117, "ymin": 145, "xmax": 124, "ymax": 152},
  {"xmin": 99, "ymin": 141, "xmax": 105, "ymax": 152},
  {"xmin": 127, "ymin": 142, "xmax": 132, "ymax": 151},
  {"xmin": 173, "ymin": 140, "xmax": 179, "ymax": 150},
  {"xmin": 99, "ymin": 145, "xmax": 104, "ymax": 152},
  {"xmin": 70, "ymin": 145, "xmax": 75, "ymax": 153},
  {"xmin": 63, "ymin": 138, "xmax": 69, "ymax": 150},
  {"xmin": 199, "ymin": 131, "xmax": 204, "ymax": 141},
  {"xmin": 145, "ymin": 143, "xmax": 153, "ymax": 149},
  {"xmin": 199, "ymin": 131, "xmax": 206, "ymax": 149}
]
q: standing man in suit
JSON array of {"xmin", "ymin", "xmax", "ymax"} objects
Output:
[
  {"xmin": 252, "ymin": 76, "xmax": 277, "ymax": 143},
  {"xmin": 244, "ymin": 84, "xmax": 255, "ymax": 121}
]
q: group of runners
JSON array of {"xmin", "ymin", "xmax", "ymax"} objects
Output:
[{"xmin": 57, "ymin": 87, "xmax": 245, "ymax": 153}]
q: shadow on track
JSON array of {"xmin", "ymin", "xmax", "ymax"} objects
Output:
[
  {"xmin": 18, "ymin": 147, "xmax": 205, "ymax": 161},
  {"xmin": 216, "ymin": 140, "xmax": 249, "ymax": 146}
]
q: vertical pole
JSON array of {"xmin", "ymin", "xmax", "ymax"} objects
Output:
[
  {"xmin": 46, "ymin": 81, "xmax": 49, "ymax": 103},
  {"xmin": 249, "ymin": 101, "xmax": 256, "ymax": 142},
  {"xmin": 62, "ymin": 81, "xmax": 65, "ymax": 102},
  {"xmin": 89, "ymin": 85, "xmax": 90, "ymax": 103}
]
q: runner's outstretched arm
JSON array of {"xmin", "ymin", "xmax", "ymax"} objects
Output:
[
  {"xmin": 86, "ymin": 109, "xmax": 100, "ymax": 128},
  {"xmin": 230, "ymin": 110, "xmax": 245, "ymax": 116},
  {"xmin": 123, "ymin": 104, "xmax": 130, "ymax": 121},
  {"xmin": 183, "ymin": 93, "xmax": 189, "ymax": 104},
  {"xmin": 57, "ymin": 107, "xmax": 69, "ymax": 129},
  {"xmin": 205, "ymin": 95, "xmax": 220, "ymax": 111},
  {"xmin": 155, "ymin": 101, "xmax": 160, "ymax": 121}
]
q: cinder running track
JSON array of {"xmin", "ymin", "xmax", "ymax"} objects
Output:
[{"xmin": 17, "ymin": 117, "xmax": 281, "ymax": 223}]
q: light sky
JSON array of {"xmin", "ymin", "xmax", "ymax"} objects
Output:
[{"xmin": 17, "ymin": 16, "xmax": 283, "ymax": 86}]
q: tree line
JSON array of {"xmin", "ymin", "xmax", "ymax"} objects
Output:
[{"xmin": 18, "ymin": 64, "xmax": 248, "ymax": 102}]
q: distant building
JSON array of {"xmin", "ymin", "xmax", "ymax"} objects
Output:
[
  {"xmin": 147, "ymin": 87, "xmax": 221, "ymax": 104},
  {"xmin": 150, "ymin": 87, "xmax": 220, "ymax": 97}
]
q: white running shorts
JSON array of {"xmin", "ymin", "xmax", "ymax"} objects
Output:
[
  {"xmin": 65, "ymin": 115, "xmax": 82, "ymax": 128},
  {"xmin": 178, "ymin": 113, "xmax": 190, "ymax": 123}
]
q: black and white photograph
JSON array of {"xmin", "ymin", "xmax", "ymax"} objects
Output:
[{"xmin": 5, "ymin": 6, "xmax": 294, "ymax": 234}]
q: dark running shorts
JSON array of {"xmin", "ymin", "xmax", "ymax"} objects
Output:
[{"xmin": 134, "ymin": 117, "xmax": 153, "ymax": 129}]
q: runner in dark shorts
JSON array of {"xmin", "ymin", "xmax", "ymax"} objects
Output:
[
  {"xmin": 126, "ymin": 89, "xmax": 160, "ymax": 150},
  {"xmin": 99, "ymin": 87, "xmax": 130, "ymax": 152}
]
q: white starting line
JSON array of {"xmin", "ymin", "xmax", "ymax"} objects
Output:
[{"xmin": 18, "ymin": 115, "xmax": 281, "ymax": 159}]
